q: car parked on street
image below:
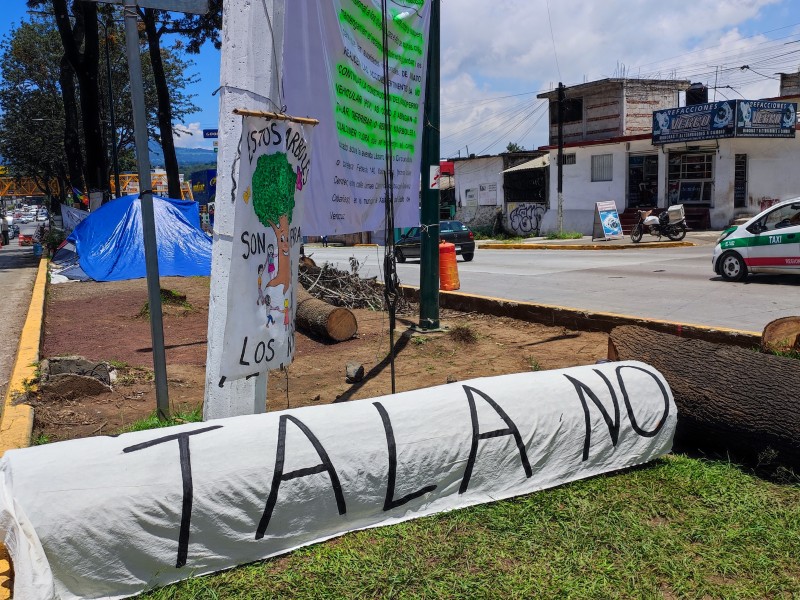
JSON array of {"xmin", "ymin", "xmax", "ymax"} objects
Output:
[
  {"xmin": 396, "ymin": 220, "xmax": 476, "ymax": 262},
  {"xmin": 713, "ymin": 197, "xmax": 800, "ymax": 281}
]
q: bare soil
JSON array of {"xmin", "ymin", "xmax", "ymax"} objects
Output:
[{"xmin": 36, "ymin": 276, "xmax": 608, "ymax": 442}]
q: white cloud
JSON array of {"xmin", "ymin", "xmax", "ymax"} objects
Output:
[
  {"xmin": 439, "ymin": 0, "xmax": 795, "ymax": 156},
  {"xmin": 173, "ymin": 122, "xmax": 214, "ymax": 149}
]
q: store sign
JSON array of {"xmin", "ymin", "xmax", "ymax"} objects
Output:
[
  {"xmin": 0, "ymin": 362, "xmax": 675, "ymax": 600},
  {"xmin": 652, "ymin": 101, "xmax": 736, "ymax": 144},
  {"xmin": 283, "ymin": 1, "xmax": 431, "ymax": 235},
  {"xmin": 653, "ymin": 100, "xmax": 797, "ymax": 144},
  {"xmin": 592, "ymin": 200, "xmax": 623, "ymax": 240},
  {"xmin": 736, "ymin": 101, "xmax": 796, "ymax": 138}
]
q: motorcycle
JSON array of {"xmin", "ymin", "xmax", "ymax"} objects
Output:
[{"xmin": 630, "ymin": 205, "xmax": 687, "ymax": 242}]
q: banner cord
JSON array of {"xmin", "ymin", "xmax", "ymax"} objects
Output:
[{"xmin": 381, "ymin": 0, "xmax": 399, "ymax": 395}]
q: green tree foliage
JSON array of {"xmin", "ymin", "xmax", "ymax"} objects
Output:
[
  {"xmin": 506, "ymin": 142, "xmax": 525, "ymax": 152},
  {"xmin": 251, "ymin": 153, "xmax": 296, "ymax": 228},
  {"xmin": 0, "ymin": 17, "xmax": 67, "ymax": 196},
  {"xmin": 0, "ymin": 12, "xmax": 198, "ymax": 194}
]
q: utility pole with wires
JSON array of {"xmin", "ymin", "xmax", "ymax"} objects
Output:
[
  {"xmin": 418, "ymin": 0, "xmax": 441, "ymax": 331},
  {"xmin": 557, "ymin": 81, "xmax": 564, "ymax": 233}
]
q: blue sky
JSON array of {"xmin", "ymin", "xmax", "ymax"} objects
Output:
[{"xmin": 4, "ymin": 0, "xmax": 800, "ymax": 156}]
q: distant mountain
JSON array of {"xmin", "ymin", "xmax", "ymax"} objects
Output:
[{"xmin": 149, "ymin": 146, "xmax": 217, "ymax": 168}]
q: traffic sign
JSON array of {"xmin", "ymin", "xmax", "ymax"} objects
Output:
[{"xmin": 203, "ymin": 129, "xmax": 219, "ymax": 139}]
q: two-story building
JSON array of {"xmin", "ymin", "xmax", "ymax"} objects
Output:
[{"xmin": 536, "ymin": 76, "xmax": 800, "ymax": 233}]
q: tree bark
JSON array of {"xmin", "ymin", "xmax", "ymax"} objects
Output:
[
  {"xmin": 59, "ymin": 54, "xmax": 85, "ymax": 193},
  {"xmin": 143, "ymin": 9, "xmax": 181, "ymax": 200},
  {"xmin": 761, "ymin": 317, "xmax": 800, "ymax": 354},
  {"xmin": 608, "ymin": 325, "xmax": 800, "ymax": 466},
  {"xmin": 53, "ymin": 0, "xmax": 108, "ymax": 193},
  {"xmin": 297, "ymin": 287, "xmax": 357, "ymax": 342}
]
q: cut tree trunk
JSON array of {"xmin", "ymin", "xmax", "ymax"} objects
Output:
[
  {"xmin": 608, "ymin": 325, "xmax": 800, "ymax": 466},
  {"xmin": 761, "ymin": 316, "xmax": 800, "ymax": 354},
  {"xmin": 297, "ymin": 287, "xmax": 357, "ymax": 342}
]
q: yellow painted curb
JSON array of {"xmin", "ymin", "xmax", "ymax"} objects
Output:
[
  {"xmin": 479, "ymin": 241, "xmax": 695, "ymax": 250},
  {"xmin": 0, "ymin": 257, "xmax": 47, "ymax": 597},
  {"xmin": 399, "ymin": 285, "xmax": 761, "ymax": 347}
]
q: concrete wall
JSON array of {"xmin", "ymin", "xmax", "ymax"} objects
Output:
[
  {"xmin": 543, "ymin": 142, "xmax": 631, "ymax": 233},
  {"xmin": 453, "ymin": 156, "xmax": 504, "ymax": 230},
  {"xmin": 543, "ymin": 133, "xmax": 800, "ymax": 232}
]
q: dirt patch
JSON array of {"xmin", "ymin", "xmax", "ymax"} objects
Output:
[{"xmin": 36, "ymin": 276, "xmax": 608, "ymax": 442}]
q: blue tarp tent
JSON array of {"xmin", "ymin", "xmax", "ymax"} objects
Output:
[{"xmin": 66, "ymin": 194, "xmax": 211, "ymax": 282}]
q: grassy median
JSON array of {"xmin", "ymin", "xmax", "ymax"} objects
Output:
[{"xmin": 141, "ymin": 454, "xmax": 800, "ymax": 599}]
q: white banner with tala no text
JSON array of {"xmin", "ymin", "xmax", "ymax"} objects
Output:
[{"xmin": 0, "ymin": 362, "xmax": 675, "ymax": 600}]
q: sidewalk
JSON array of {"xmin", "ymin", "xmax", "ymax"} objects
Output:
[{"xmin": 478, "ymin": 230, "xmax": 722, "ymax": 250}]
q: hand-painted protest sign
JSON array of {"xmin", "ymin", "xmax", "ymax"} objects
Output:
[
  {"xmin": 0, "ymin": 362, "xmax": 676, "ymax": 600},
  {"xmin": 283, "ymin": 1, "xmax": 431, "ymax": 235},
  {"xmin": 220, "ymin": 116, "xmax": 313, "ymax": 382}
]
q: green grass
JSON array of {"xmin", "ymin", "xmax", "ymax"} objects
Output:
[
  {"xmin": 32, "ymin": 432, "xmax": 50, "ymax": 445},
  {"xmin": 138, "ymin": 454, "xmax": 800, "ymax": 598},
  {"xmin": 118, "ymin": 406, "xmax": 204, "ymax": 433},
  {"xmin": 769, "ymin": 348, "xmax": 800, "ymax": 360},
  {"xmin": 544, "ymin": 230, "xmax": 584, "ymax": 240},
  {"xmin": 139, "ymin": 288, "xmax": 193, "ymax": 318}
]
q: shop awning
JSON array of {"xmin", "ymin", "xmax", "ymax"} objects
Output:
[{"xmin": 501, "ymin": 155, "xmax": 550, "ymax": 173}]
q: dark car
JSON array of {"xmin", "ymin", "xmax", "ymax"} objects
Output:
[{"xmin": 395, "ymin": 220, "xmax": 475, "ymax": 262}]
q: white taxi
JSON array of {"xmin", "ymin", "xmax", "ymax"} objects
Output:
[{"xmin": 713, "ymin": 198, "xmax": 800, "ymax": 281}]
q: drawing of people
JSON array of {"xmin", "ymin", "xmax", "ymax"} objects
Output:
[
  {"xmin": 256, "ymin": 264, "xmax": 266, "ymax": 305},
  {"xmin": 266, "ymin": 244, "xmax": 276, "ymax": 281},
  {"xmin": 265, "ymin": 294, "xmax": 276, "ymax": 326},
  {"xmin": 282, "ymin": 298, "xmax": 291, "ymax": 330}
]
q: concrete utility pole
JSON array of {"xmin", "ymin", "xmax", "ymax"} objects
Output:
[
  {"xmin": 557, "ymin": 82, "xmax": 564, "ymax": 233},
  {"xmin": 203, "ymin": 0, "xmax": 285, "ymax": 419}
]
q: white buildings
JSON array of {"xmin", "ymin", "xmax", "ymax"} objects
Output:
[{"xmin": 535, "ymin": 77, "xmax": 800, "ymax": 233}]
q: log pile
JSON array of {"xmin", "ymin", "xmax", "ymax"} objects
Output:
[
  {"xmin": 609, "ymin": 324, "xmax": 800, "ymax": 466},
  {"xmin": 299, "ymin": 260, "xmax": 410, "ymax": 313}
]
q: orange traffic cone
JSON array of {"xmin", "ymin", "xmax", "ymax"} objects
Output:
[{"xmin": 439, "ymin": 241, "xmax": 460, "ymax": 291}]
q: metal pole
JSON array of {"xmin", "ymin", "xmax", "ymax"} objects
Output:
[
  {"xmin": 102, "ymin": 17, "xmax": 122, "ymax": 198},
  {"xmin": 418, "ymin": 0, "xmax": 440, "ymax": 330},
  {"xmin": 557, "ymin": 82, "xmax": 564, "ymax": 233},
  {"xmin": 123, "ymin": 1, "xmax": 170, "ymax": 418}
]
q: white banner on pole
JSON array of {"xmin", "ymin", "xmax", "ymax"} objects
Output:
[
  {"xmin": 220, "ymin": 116, "xmax": 313, "ymax": 382},
  {"xmin": 0, "ymin": 362, "xmax": 675, "ymax": 600},
  {"xmin": 283, "ymin": 1, "xmax": 431, "ymax": 235}
]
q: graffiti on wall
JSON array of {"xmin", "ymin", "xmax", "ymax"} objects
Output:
[{"xmin": 507, "ymin": 203, "xmax": 545, "ymax": 236}]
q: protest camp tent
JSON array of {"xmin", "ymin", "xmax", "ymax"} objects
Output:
[{"xmin": 52, "ymin": 194, "xmax": 211, "ymax": 282}]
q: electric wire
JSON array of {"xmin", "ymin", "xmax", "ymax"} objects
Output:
[{"xmin": 380, "ymin": 0, "xmax": 399, "ymax": 395}]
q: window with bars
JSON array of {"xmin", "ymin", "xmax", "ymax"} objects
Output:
[{"xmin": 591, "ymin": 154, "xmax": 613, "ymax": 182}]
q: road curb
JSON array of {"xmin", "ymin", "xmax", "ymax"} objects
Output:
[
  {"xmin": 399, "ymin": 286, "xmax": 760, "ymax": 348},
  {"xmin": 0, "ymin": 257, "xmax": 47, "ymax": 598},
  {"xmin": 478, "ymin": 241, "xmax": 696, "ymax": 250}
]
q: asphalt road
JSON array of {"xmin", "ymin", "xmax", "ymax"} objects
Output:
[
  {"xmin": 305, "ymin": 243, "xmax": 800, "ymax": 333},
  {"xmin": 0, "ymin": 240, "xmax": 40, "ymax": 405}
]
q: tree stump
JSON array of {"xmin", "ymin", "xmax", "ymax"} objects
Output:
[
  {"xmin": 608, "ymin": 325, "xmax": 800, "ymax": 466},
  {"xmin": 761, "ymin": 316, "xmax": 800, "ymax": 354},
  {"xmin": 297, "ymin": 287, "xmax": 357, "ymax": 342}
]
